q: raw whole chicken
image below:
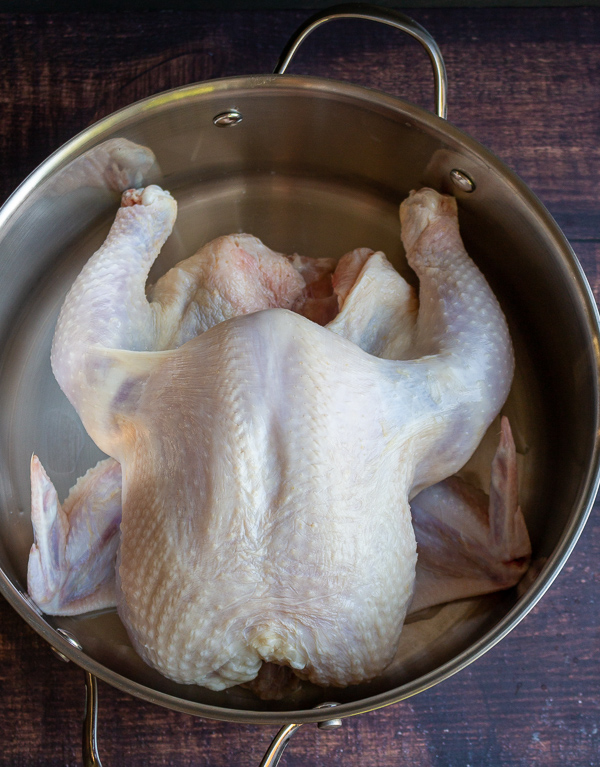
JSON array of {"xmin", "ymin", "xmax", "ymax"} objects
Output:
[{"xmin": 28, "ymin": 185, "xmax": 531, "ymax": 693}]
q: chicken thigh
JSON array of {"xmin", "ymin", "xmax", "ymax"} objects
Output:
[{"xmin": 28, "ymin": 185, "xmax": 527, "ymax": 691}]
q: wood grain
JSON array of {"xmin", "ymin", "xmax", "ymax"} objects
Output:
[{"xmin": 0, "ymin": 8, "xmax": 599, "ymax": 766}]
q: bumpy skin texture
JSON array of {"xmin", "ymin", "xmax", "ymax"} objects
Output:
[{"xmin": 29, "ymin": 185, "xmax": 519, "ymax": 691}]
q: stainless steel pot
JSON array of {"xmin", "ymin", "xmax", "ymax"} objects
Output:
[{"xmin": 0, "ymin": 5, "xmax": 599, "ymax": 765}]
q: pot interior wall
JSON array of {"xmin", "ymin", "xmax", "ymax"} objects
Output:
[{"xmin": 0, "ymin": 78, "xmax": 597, "ymax": 717}]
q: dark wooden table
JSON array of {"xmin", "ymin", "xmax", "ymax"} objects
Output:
[{"xmin": 1, "ymin": 8, "xmax": 599, "ymax": 766}]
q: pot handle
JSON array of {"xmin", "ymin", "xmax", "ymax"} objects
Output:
[
  {"xmin": 81, "ymin": 670, "xmax": 342, "ymax": 767},
  {"xmin": 273, "ymin": 2, "xmax": 448, "ymax": 120},
  {"xmin": 82, "ymin": 671, "xmax": 102, "ymax": 767}
]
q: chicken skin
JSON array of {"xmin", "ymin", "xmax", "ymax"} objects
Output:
[{"xmin": 28, "ymin": 186, "xmax": 530, "ymax": 692}]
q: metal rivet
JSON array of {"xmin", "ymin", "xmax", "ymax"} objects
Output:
[
  {"xmin": 318, "ymin": 718, "xmax": 343, "ymax": 730},
  {"xmin": 57, "ymin": 628, "xmax": 83, "ymax": 650},
  {"xmin": 52, "ymin": 628, "xmax": 83, "ymax": 662},
  {"xmin": 450, "ymin": 169, "xmax": 476, "ymax": 193},
  {"xmin": 213, "ymin": 110, "xmax": 243, "ymax": 127},
  {"xmin": 51, "ymin": 647, "xmax": 71, "ymax": 663},
  {"xmin": 316, "ymin": 701, "xmax": 343, "ymax": 730}
]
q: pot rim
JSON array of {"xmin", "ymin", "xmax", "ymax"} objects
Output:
[{"xmin": 1, "ymin": 72, "xmax": 599, "ymax": 724}]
